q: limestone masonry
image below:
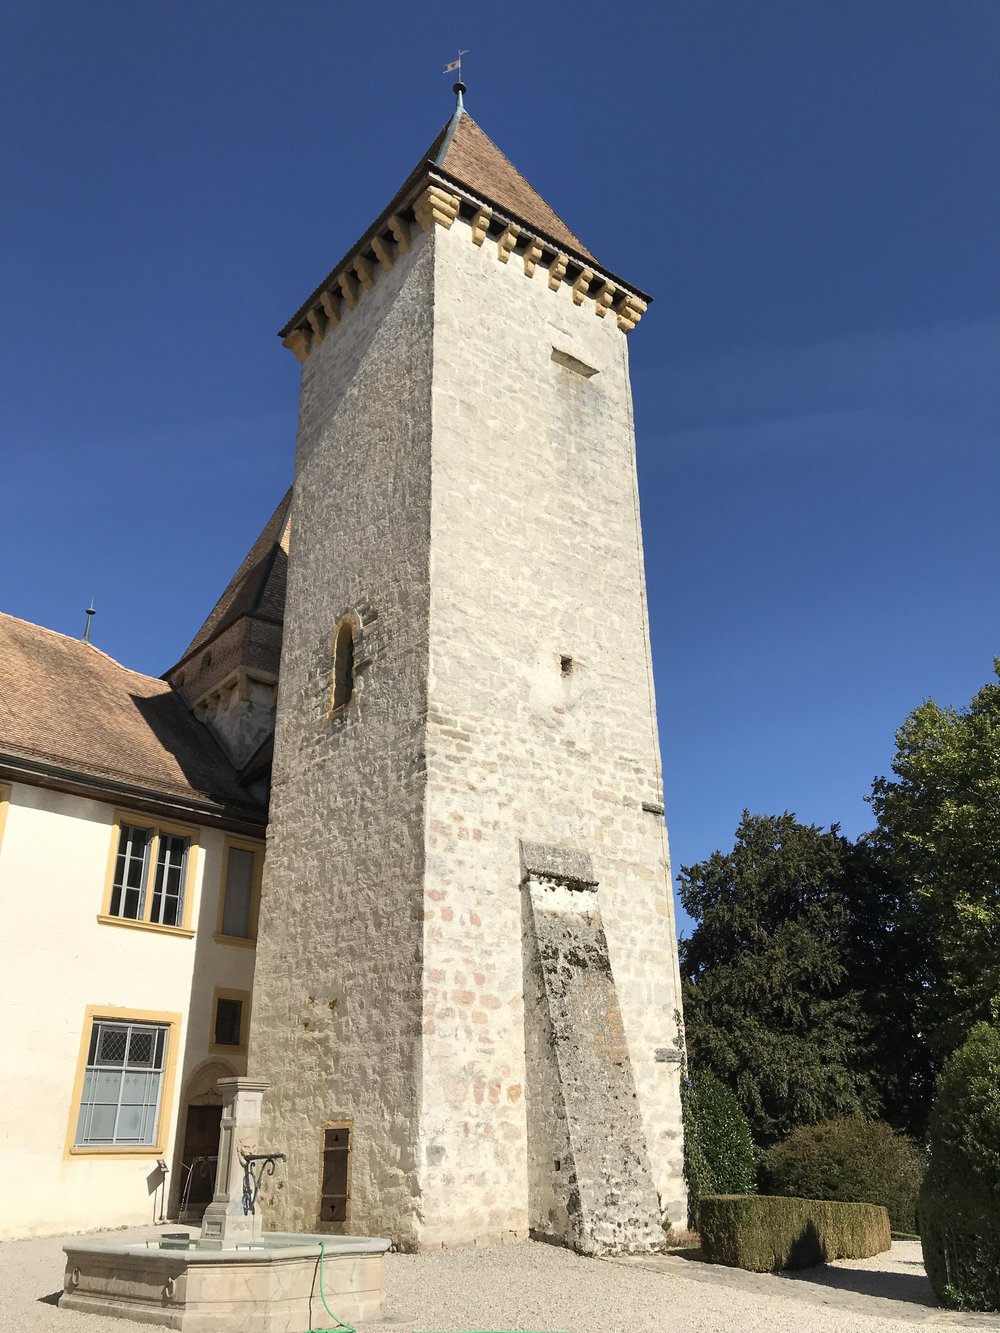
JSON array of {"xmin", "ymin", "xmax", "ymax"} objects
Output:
[{"xmin": 248, "ymin": 93, "xmax": 687, "ymax": 1251}]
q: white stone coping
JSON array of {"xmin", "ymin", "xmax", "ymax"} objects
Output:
[{"xmin": 63, "ymin": 1230, "xmax": 391, "ymax": 1264}]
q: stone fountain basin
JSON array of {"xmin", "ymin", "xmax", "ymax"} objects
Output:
[{"xmin": 60, "ymin": 1230, "xmax": 390, "ymax": 1331}]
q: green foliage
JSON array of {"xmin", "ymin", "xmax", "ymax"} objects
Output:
[
  {"xmin": 869, "ymin": 664, "xmax": 1000, "ymax": 1053},
  {"xmin": 760, "ymin": 1118, "xmax": 923, "ymax": 1233},
  {"xmin": 840, "ymin": 838, "xmax": 938, "ymax": 1137},
  {"xmin": 920, "ymin": 1022, "xmax": 1000, "ymax": 1311},
  {"xmin": 698, "ymin": 1194, "xmax": 890, "ymax": 1272},
  {"xmin": 679, "ymin": 813, "xmax": 879, "ymax": 1147},
  {"xmin": 681, "ymin": 1070, "xmax": 755, "ymax": 1226}
]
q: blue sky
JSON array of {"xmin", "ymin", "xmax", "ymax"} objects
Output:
[{"xmin": 2, "ymin": 2, "xmax": 997, "ymax": 936}]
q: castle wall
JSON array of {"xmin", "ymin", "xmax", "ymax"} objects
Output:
[
  {"xmin": 247, "ymin": 228, "xmax": 436, "ymax": 1246},
  {"xmin": 417, "ymin": 219, "xmax": 686, "ymax": 1246}
]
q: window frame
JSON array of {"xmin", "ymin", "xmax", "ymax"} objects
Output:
[
  {"xmin": 327, "ymin": 615, "xmax": 359, "ymax": 718},
  {"xmin": 214, "ymin": 835, "xmax": 264, "ymax": 947},
  {"xmin": 98, "ymin": 810, "xmax": 199, "ymax": 937},
  {"xmin": 64, "ymin": 1005, "xmax": 182, "ymax": 1160},
  {"xmin": 209, "ymin": 987, "xmax": 252, "ymax": 1054}
]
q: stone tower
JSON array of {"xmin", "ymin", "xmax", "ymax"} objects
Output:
[{"xmin": 248, "ymin": 89, "xmax": 686, "ymax": 1253}]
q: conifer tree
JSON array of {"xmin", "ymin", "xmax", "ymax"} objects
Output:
[{"xmin": 679, "ymin": 812, "xmax": 878, "ymax": 1147}]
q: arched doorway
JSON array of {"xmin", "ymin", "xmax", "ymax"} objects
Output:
[{"xmin": 173, "ymin": 1059, "xmax": 235, "ymax": 1222}]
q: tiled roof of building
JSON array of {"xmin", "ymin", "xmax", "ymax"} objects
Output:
[
  {"xmin": 0, "ymin": 612, "xmax": 261, "ymax": 815},
  {"xmin": 280, "ymin": 100, "xmax": 610, "ymax": 339},
  {"xmin": 178, "ymin": 489, "xmax": 292, "ymax": 663},
  {"xmin": 429, "ymin": 112, "xmax": 596, "ymax": 261}
]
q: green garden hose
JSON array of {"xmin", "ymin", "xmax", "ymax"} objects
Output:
[{"xmin": 307, "ymin": 1241, "xmax": 355, "ymax": 1333}]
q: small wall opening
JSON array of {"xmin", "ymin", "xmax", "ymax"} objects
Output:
[
  {"xmin": 560, "ymin": 655, "xmax": 574, "ymax": 676},
  {"xmin": 331, "ymin": 619, "xmax": 355, "ymax": 712},
  {"xmin": 551, "ymin": 347, "xmax": 599, "ymax": 379},
  {"xmin": 320, "ymin": 1122, "xmax": 352, "ymax": 1228}
]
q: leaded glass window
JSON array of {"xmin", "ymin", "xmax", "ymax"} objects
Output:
[{"xmin": 75, "ymin": 1019, "xmax": 167, "ymax": 1147}]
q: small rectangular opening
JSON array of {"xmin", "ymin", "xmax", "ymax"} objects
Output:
[
  {"xmin": 320, "ymin": 1123, "xmax": 352, "ymax": 1227},
  {"xmin": 214, "ymin": 998, "xmax": 243, "ymax": 1047},
  {"xmin": 551, "ymin": 347, "xmax": 599, "ymax": 379}
]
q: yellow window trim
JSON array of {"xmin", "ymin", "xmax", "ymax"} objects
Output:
[
  {"xmin": 214, "ymin": 834, "xmax": 264, "ymax": 946},
  {"xmin": 209, "ymin": 986, "xmax": 253, "ymax": 1055},
  {"xmin": 64, "ymin": 1005, "xmax": 183, "ymax": 1161},
  {"xmin": 95, "ymin": 915, "xmax": 195, "ymax": 939},
  {"xmin": 100, "ymin": 809, "xmax": 200, "ymax": 935},
  {"xmin": 0, "ymin": 783, "xmax": 10, "ymax": 857}
]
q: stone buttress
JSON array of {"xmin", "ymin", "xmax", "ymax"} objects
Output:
[{"xmin": 248, "ymin": 94, "xmax": 686, "ymax": 1252}]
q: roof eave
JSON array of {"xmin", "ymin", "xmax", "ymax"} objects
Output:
[
  {"xmin": 278, "ymin": 160, "xmax": 652, "ymax": 341},
  {"xmin": 0, "ymin": 749, "xmax": 266, "ymax": 834}
]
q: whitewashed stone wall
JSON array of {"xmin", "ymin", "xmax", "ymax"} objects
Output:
[
  {"xmin": 420, "ymin": 221, "xmax": 685, "ymax": 1245},
  {"xmin": 248, "ymin": 231, "xmax": 435, "ymax": 1248},
  {"xmin": 250, "ymin": 208, "xmax": 686, "ymax": 1250}
]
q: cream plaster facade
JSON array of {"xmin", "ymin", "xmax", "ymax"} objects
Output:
[{"xmin": 0, "ymin": 781, "xmax": 258, "ymax": 1239}]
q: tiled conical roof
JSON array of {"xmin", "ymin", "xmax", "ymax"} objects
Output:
[{"xmin": 428, "ymin": 111, "xmax": 595, "ymax": 261}]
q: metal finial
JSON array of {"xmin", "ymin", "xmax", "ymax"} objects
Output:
[
  {"xmin": 443, "ymin": 49, "xmax": 469, "ymax": 91},
  {"xmin": 453, "ymin": 81, "xmax": 466, "ymax": 111},
  {"xmin": 82, "ymin": 602, "xmax": 96, "ymax": 645}
]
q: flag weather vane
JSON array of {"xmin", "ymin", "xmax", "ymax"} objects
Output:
[{"xmin": 443, "ymin": 49, "xmax": 468, "ymax": 81}]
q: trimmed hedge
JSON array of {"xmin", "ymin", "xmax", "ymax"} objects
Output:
[
  {"xmin": 919, "ymin": 1022, "xmax": 1000, "ymax": 1312},
  {"xmin": 699, "ymin": 1194, "xmax": 891, "ymax": 1272},
  {"xmin": 760, "ymin": 1118, "xmax": 923, "ymax": 1233},
  {"xmin": 682, "ymin": 1071, "xmax": 756, "ymax": 1225}
]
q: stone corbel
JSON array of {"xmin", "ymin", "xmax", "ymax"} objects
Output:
[
  {"xmin": 571, "ymin": 269, "xmax": 594, "ymax": 305},
  {"xmin": 414, "ymin": 185, "xmax": 460, "ymax": 231},
  {"xmin": 371, "ymin": 235, "xmax": 394, "ymax": 271},
  {"xmin": 337, "ymin": 272, "xmax": 359, "ymax": 310},
  {"xmin": 353, "ymin": 255, "xmax": 376, "ymax": 292},
  {"xmin": 616, "ymin": 296, "xmax": 648, "ymax": 333},
  {"xmin": 548, "ymin": 255, "xmax": 568, "ymax": 291},
  {"xmin": 388, "ymin": 214, "xmax": 410, "ymax": 253},
  {"xmin": 594, "ymin": 282, "xmax": 616, "ymax": 318},
  {"xmin": 496, "ymin": 225, "xmax": 519, "ymax": 264},
  {"xmin": 470, "ymin": 208, "xmax": 492, "ymax": 247},
  {"xmin": 523, "ymin": 240, "xmax": 544, "ymax": 277},
  {"xmin": 319, "ymin": 291, "xmax": 340, "ymax": 327},
  {"xmin": 306, "ymin": 308, "xmax": 326, "ymax": 345},
  {"xmin": 282, "ymin": 328, "xmax": 311, "ymax": 363}
]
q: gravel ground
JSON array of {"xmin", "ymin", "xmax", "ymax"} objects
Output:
[{"xmin": 2, "ymin": 1228, "xmax": 997, "ymax": 1333}]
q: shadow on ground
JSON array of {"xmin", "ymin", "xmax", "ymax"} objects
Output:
[
  {"xmin": 779, "ymin": 1258, "xmax": 936, "ymax": 1308},
  {"xmin": 668, "ymin": 1246, "xmax": 937, "ymax": 1309}
]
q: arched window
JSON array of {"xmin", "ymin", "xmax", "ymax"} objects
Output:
[{"xmin": 331, "ymin": 618, "xmax": 355, "ymax": 712}]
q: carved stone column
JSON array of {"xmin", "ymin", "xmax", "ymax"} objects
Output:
[{"xmin": 199, "ymin": 1077, "xmax": 271, "ymax": 1249}]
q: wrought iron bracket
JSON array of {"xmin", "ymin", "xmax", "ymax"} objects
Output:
[{"xmin": 239, "ymin": 1151, "xmax": 287, "ymax": 1216}]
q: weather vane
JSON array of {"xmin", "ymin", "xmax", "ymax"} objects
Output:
[{"xmin": 443, "ymin": 49, "xmax": 469, "ymax": 82}]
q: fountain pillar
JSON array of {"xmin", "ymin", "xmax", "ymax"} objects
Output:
[{"xmin": 199, "ymin": 1077, "xmax": 271, "ymax": 1249}]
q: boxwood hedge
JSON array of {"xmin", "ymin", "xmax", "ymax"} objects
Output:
[{"xmin": 699, "ymin": 1194, "xmax": 891, "ymax": 1271}]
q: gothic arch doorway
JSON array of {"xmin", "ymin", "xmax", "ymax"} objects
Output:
[{"xmin": 174, "ymin": 1058, "xmax": 235, "ymax": 1222}]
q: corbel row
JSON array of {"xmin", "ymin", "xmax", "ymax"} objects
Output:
[
  {"xmin": 423, "ymin": 184, "xmax": 648, "ymax": 334},
  {"xmin": 282, "ymin": 212, "xmax": 414, "ymax": 363},
  {"xmin": 282, "ymin": 182, "xmax": 648, "ymax": 363}
]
